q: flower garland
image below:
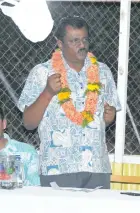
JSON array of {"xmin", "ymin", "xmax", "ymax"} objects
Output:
[{"xmin": 52, "ymin": 49, "xmax": 101, "ymax": 127}]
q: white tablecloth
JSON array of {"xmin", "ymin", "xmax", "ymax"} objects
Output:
[{"xmin": 0, "ymin": 187, "xmax": 139, "ymax": 213}]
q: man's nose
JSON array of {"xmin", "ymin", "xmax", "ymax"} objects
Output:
[{"xmin": 79, "ymin": 40, "xmax": 86, "ymax": 48}]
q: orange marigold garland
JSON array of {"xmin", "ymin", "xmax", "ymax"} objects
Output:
[{"xmin": 52, "ymin": 49, "xmax": 101, "ymax": 127}]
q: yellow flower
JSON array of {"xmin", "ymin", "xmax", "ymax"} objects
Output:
[
  {"xmin": 81, "ymin": 111, "xmax": 87, "ymax": 117},
  {"xmin": 81, "ymin": 111, "xmax": 93, "ymax": 122},
  {"xmin": 86, "ymin": 116, "xmax": 93, "ymax": 123},
  {"xmin": 87, "ymin": 84, "xmax": 100, "ymax": 91},
  {"xmin": 58, "ymin": 92, "xmax": 71, "ymax": 101},
  {"xmin": 90, "ymin": 57, "xmax": 97, "ymax": 64}
]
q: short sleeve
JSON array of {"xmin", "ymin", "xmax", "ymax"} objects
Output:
[
  {"xmin": 17, "ymin": 63, "xmax": 49, "ymax": 112},
  {"xmin": 104, "ymin": 65, "xmax": 121, "ymax": 112}
]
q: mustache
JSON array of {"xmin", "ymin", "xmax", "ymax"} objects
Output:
[{"xmin": 78, "ymin": 48, "xmax": 88, "ymax": 53}]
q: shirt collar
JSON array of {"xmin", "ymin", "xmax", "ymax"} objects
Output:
[{"xmin": 61, "ymin": 52, "xmax": 91, "ymax": 74}]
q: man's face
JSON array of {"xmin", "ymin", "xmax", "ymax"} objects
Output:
[
  {"xmin": 58, "ymin": 25, "xmax": 89, "ymax": 63},
  {"xmin": 0, "ymin": 119, "xmax": 6, "ymax": 139}
]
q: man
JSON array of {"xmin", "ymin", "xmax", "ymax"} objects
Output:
[
  {"xmin": 18, "ymin": 16, "xmax": 121, "ymax": 189},
  {"xmin": 0, "ymin": 107, "xmax": 40, "ymax": 186}
]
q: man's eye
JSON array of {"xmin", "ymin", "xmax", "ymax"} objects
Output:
[
  {"xmin": 74, "ymin": 38, "xmax": 79, "ymax": 42},
  {"xmin": 71, "ymin": 38, "xmax": 80, "ymax": 44},
  {"xmin": 83, "ymin": 38, "xmax": 89, "ymax": 42}
]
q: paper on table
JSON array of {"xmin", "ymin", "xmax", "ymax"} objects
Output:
[{"xmin": 50, "ymin": 182, "xmax": 103, "ymax": 193}]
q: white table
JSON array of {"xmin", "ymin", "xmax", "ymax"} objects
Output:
[{"xmin": 0, "ymin": 187, "xmax": 139, "ymax": 213}]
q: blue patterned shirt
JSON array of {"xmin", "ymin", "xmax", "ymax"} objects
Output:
[
  {"xmin": 18, "ymin": 54, "xmax": 121, "ymax": 175},
  {"xmin": 0, "ymin": 134, "xmax": 40, "ymax": 186}
]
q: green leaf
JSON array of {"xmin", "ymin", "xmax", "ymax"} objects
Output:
[
  {"xmin": 59, "ymin": 88, "xmax": 71, "ymax": 93},
  {"xmin": 88, "ymin": 82, "xmax": 102, "ymax": 87},
  {"xmin": 84, "ymin": 89, "xmax": 100, "ymax": 96},
  {"xmin": 58, "ymin": 98, "xmax": 70, "ymax": 105},
  {"xmin": 82, "ymin": 119, "xmax": 88, "ymax": 128}
]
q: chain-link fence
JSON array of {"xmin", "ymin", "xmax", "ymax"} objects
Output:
[
  {"xmin": 0, "ymin": 1, "xmax": 139, "ymax": 155},
  {"xmin": 125, "ymin": 2, "xmax": 140, "ymax": 155}
]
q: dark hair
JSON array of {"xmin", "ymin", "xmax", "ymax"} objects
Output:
[
  {"xmin": 55, "ymin": 16, "xmax": 89, "ymax": 41},
  {"xmin": 0, "ymin": 107, "xmax": 5, "ymax": 120}
]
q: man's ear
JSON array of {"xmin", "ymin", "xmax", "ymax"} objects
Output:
[
  {"xmin": 3, "ymin": 119, "xmax": 7, "ymax": 130},
  {"xmin": 57, "ymin": 39, "xmax": 63, "ymax": 50}
]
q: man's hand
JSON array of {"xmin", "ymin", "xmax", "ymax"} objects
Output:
[
  {"xmin": 104, "ymin": 103, "xmax": 116, "ymax": 126},
  {"xmin": 46, "ymin": 73, "xmax": 62, "ymax": 96}
]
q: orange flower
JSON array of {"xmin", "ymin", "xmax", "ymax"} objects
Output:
[{"xmin": 52, "ymin": 50, "xmax": 101, "ymax": 127}]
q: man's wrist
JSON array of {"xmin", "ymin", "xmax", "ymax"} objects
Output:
[{"xmin": 40, "ymin": 88, "xmax": 53, "ymax": 103}]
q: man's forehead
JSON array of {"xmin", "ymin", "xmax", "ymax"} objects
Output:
[
  {"xmin": 65, "ymin": 25, "xmax": 88, "ymax": 37},
  {"xmin": 65, "ymin": 25, "xmax": 75, "ymax": 31}
]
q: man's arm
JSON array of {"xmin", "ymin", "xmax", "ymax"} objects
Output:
[
  {"xmin": 23, "ymin": 73, "xmax": 61, "ymax": 130},
  {"xmin": 103, "ymin": 64, "xmax": 121, "ymax": 126},
  {"xmin": 23, "ymin": 89, "xmax": 52, "ymax": 130}
]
